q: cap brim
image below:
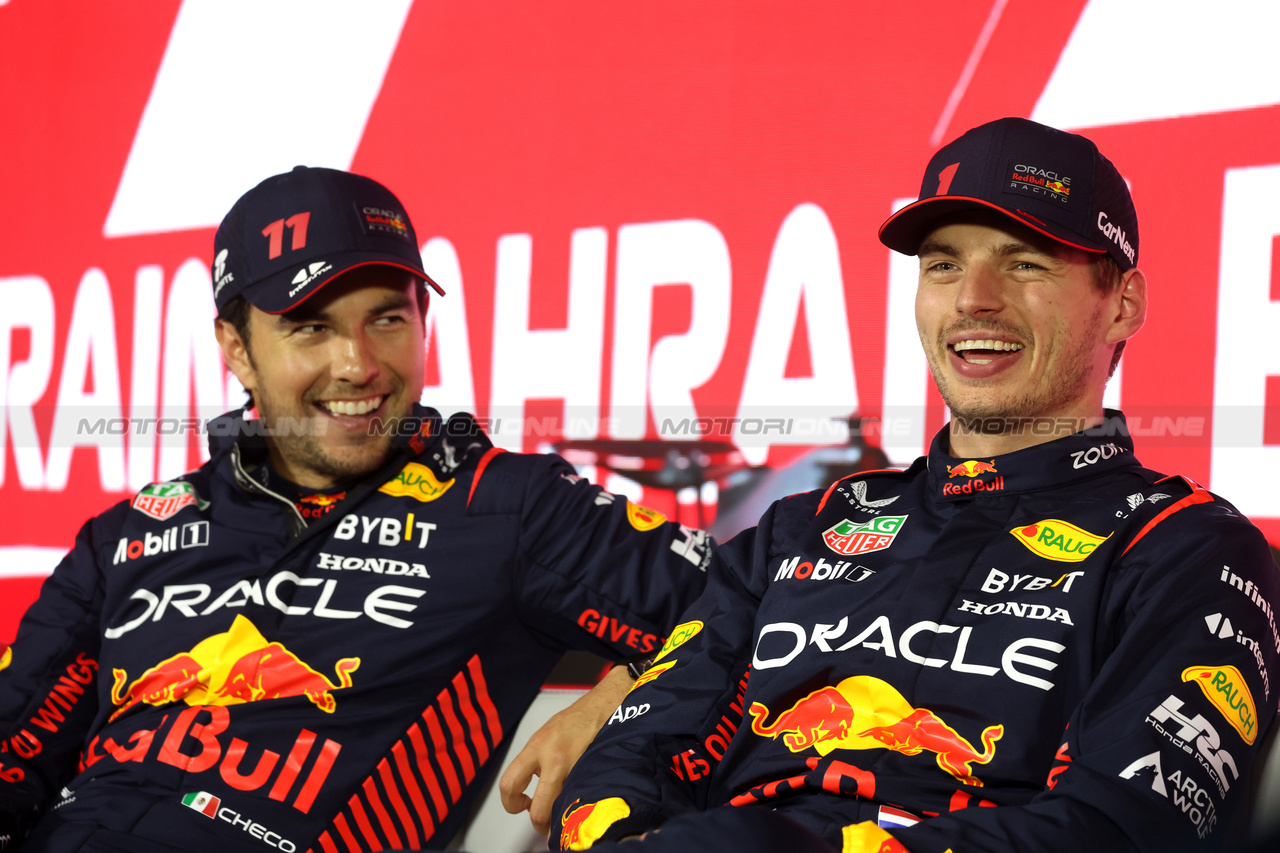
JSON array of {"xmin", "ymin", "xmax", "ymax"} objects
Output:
[
  {"xmin": 878, "ymin": 196, "xmax": 1110, "ymax": 258},
  {"xmin": 246, "ymin": 256, "xmax": 446, "ymax": 314}
]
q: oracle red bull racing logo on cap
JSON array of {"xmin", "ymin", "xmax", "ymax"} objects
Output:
[
  {"xmin": 1008, "ymin": 163, "xmax": 1073, "ymax": 204},
  {"xmin": 749, "ymin": 675, "xmax": 1003, "ymax": 786},
  {"xmin": 822, "ymin": 515, "xmax": 907, "ymax": 556},
  {"xmin": 109, "ymin": 615, "xmax": 359, "ymax": 722},
  {"xmin": 131, "ymin": 481, "xmax": 208, "ymax": 521},
  {"xmin": 1010, "ymin": 519, "xmax": 1111, "ymax": 562},
  {"xmin": 560, "ymin": 797, "xmax": 631, "ymax": 850}
]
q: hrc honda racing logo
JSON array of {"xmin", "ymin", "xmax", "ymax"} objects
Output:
[{"xmin": 1146, "ymin": 694, "xmax": 1238, "ymax": 799}]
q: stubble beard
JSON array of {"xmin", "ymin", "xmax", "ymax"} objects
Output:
[
  {"xmin": 256, "ymin": 392, "xmax": 406, "ymax": 487},
  {"xmin": 927, "ymin": 308, "xmax": 1105, "ymax": 433}
]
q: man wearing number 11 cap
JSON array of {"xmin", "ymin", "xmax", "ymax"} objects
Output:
[{"xmin": 0, "ymin": 165, "xmax": 713, "ymax": 852}]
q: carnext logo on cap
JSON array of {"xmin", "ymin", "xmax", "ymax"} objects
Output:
[{"xmin": 1097, "ymin": 211, "xmax": 1135, "ymax": 264}]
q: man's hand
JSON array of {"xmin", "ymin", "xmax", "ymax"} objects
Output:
[{"xmin": 499, "ymin": 664, "xmax": 634, "ymax": 836}]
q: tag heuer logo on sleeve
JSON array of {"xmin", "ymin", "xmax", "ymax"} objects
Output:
[
  {"xmin": 181, "ymin": 791, "xmax": 221, "ymax": 818},
  {"xmin": 131, "ymin": 482, "xmax": 208, "ymax": 521},
  {"xmin": 822, "ymin": 515, "xmax": 908, "ymax": 556}
]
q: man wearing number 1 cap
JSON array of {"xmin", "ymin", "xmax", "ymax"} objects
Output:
[
  {"xmin": 0, "ymin": 165, "xmax": 713, "ymax": 851},
  {"xmin": 552, "ymin": 118, "xmax": 1278, "ymax": 852}
]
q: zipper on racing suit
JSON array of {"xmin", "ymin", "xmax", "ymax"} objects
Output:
[{"xmin": 230, "ymin": 443, "xmax": 307, "ymax": 538}]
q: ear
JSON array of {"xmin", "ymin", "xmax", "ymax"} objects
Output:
[
  {"xmin": 1105, "ymin": 267, "xmax": 1147, "ymax": 344},
  {"xmin": 214, "ymin": 317, "xmax": 259, "ymax": 394}
]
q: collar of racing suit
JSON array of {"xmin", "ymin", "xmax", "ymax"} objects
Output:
[{"xmin": 926, "ymin": 408, "xmax": 1142, "ymax": 502}]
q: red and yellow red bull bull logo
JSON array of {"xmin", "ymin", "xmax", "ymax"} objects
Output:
[
  {"xmin": 750, "ymin": 675, "xmax": 1003, "ymax": 786},
  {"xmin": 296, "ymin": 490, "xmax": 346, "ymax": 520},
  {"xmin": 298, "ymin": 492, "xmax": 344, "ymax": 508},
  {"xmin": 947, "ymin": 459, "xmax": 997, "ymax": 478},
  {"xmin": 560, "ymin": 797, "xmax": 630, "ymax": 850},
  {"xmin": 1010, "ymin": 519, "xmax": 1110, "ymax": 562},
  {"xmin": 109, "ymin": 615, "xmax": 359, "ymax": 721}
]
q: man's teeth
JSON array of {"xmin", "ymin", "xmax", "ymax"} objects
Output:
[
  {"xmin": 323, "ymin": 397, "xmax": 383, "ymax": 416},
  {"xmin": 952, "ymin": 339, "xmax": 1024, "ymax": 352}
]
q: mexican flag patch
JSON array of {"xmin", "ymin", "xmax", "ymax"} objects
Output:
[{"xmin": 181, "ymin": 791, "xmax": 220, "ymax": 818}]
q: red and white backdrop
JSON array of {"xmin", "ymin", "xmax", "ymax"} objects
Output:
[{"xmin": 3, "ymin": 0, "xmax": 1280, "ymax": 643}]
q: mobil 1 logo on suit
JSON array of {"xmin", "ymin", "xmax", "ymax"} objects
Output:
[
  {"xmin": 774, "ymin": 556, "xmax": 875, "ymax": 583},
  {"xmin": 112, "ymin": 522, "xmax": 210, "ymax": 564}
]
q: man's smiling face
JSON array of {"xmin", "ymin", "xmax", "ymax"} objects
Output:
[
  {"xmin": 914, "ymin": 212, "xmax": 1125, "ymax": 428},
  {"xmin": 217, "ymin": 266, "xmax": 425, "ymax": 489}
]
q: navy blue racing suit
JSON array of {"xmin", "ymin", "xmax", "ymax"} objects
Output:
[
  {"xmin": 0, "ymin": 407, "xmax": 711, "ymax": 852},
  {"xmin": 553, "ymin": 413, "xmax": 1280, "ymax": 852}
]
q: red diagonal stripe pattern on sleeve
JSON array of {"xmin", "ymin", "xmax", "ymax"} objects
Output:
[{"xmin": 313, "ymin": 654, "xmax": 505, "ymax": 851}]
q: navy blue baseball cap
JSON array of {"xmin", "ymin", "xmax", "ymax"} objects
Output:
[
  {"xmin": 879, "ymin": 117, "xmax": 1139, "ymax": 270},
  {"xmin": 212, "ymin": 166, "xmax": 444, "ymax": 314}
]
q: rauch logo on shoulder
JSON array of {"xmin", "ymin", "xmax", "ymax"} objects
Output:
[
  {"xmin": 1010, "ymin": 519, "xmax": 1110, "ymax": 563},
  {"xmin": 1182, "ymin": 664, "xmax": 1257, "ymax": 745},
  {"xmin": 379, "ymin": 462, "xmax": 454, "ymax": 502}
]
